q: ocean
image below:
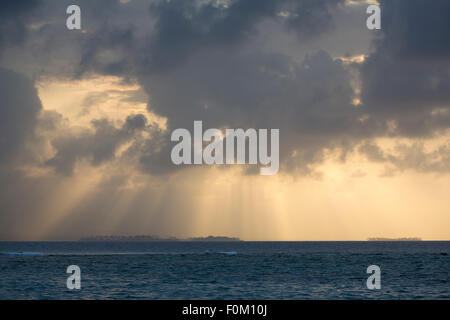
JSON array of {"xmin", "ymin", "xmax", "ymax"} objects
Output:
[{"xmin": 0, "ymin": 241, "xmax": 448, "ymax": 299}]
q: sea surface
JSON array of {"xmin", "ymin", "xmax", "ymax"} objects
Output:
[{"xmin": 0, "ymin": 241, "xmax": 448, "ymax": 299}]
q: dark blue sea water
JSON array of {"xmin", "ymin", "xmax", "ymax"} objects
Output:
[{"xmin": 0, "ymin": 241, "xmax": 448, "ymax": 299}]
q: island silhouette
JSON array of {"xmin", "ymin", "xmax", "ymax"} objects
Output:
[
  {"xmin": 367, "ymin": 237, "xmax": 422, "ymax": 241},
  {"xmin": 80, "ymin": 235, "xmax": 241, "ymax": 242}
]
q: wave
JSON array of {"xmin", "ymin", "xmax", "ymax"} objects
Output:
[
  {"xmin": 216, "ymin": 251, "xmax": 237, "ymax": 255},
  {"xmin": 1, "ymin": 251, "xmax": 238, "ymax": 257},
  {"xmin": 0, "ymin": 252, "xmax": 44, "ymax": 256}
]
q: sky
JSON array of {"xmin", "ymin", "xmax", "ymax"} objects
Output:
[{"xmin": 0, "ymin": 0, "xmax": 449, "ymax": 241}]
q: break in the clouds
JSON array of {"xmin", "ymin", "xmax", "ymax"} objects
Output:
[{"xmin": 0, "ymin": 0, "xmax": 449, "ymax": 240}]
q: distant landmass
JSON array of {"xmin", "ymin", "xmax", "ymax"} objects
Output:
[
  {"xmin": 80, "ymin": 235, "xmax": 241, "ymax": 242},
  {"xmin": 189, "ymin": 236, "xmax": 241, "ymax": 242},
  {"xmin": 367, "ymin": 237, "xmax": 422, "ymax": 241}
]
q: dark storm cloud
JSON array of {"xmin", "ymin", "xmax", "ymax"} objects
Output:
[
  {"xmin": 0, "ymin": 0, "xmax": 346, "ymax": 79},
  {"xmin": 138, "ymin": 0, "xmax": 450, "ymax": 174},
  {"xmin": 133, "ymin": 46, "xmax": 382, "ymax": 175},
  {"xmin": 0, "ymin": 0, "xmax": 42, "ymax": 53},
  {"xmin": 76, "ymin": 25, "xmax": 135, "ymax": 78},
  {"xmin": 378, "ymin": 0, "xmax": 450, "ymax": 61},
  {"xmin": 0, "ymin": 68, "xmax": 42, "ymax": 164},
  {"xmin": 1, "ymin": 0, "xmax": 449, "ymax": 177},
  {"xmin": 360, "ymin": 0, "xmax": 450, "ymax": 137},
  {"xmin": 0, "ymin": 68, "xmax": 49, "ymax": 240},
  {"xmin": 0, "ymin": 0, "xmax": 352, "ymax": 175},
  {"xmin": 13, "ymin": 0, "xmax": 343, "ymax": 77},
  {"xmin": 281, "ymin": 0, "xmax": 342, "ymax": 40},
  {"xmin": 143, "ymin": 0, "xmax": 344, "ymax": 72},
  {"xmin": 0, "ymin": 0, "xmax": 133, "ymax": 78}
]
